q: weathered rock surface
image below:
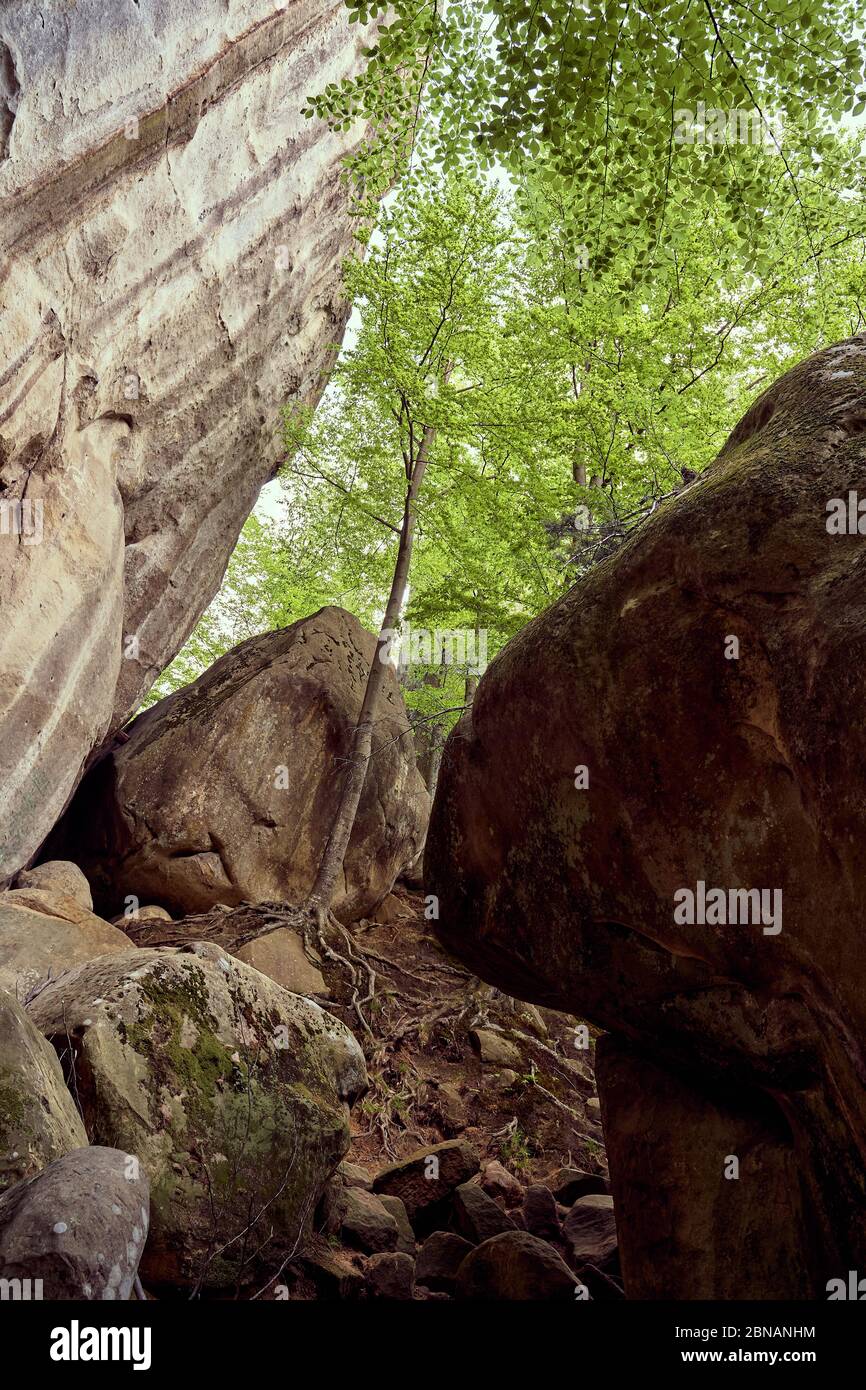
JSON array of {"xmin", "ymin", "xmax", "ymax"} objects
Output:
[
  {"xmin": 13, "ymin": 861, "xmax": 93, "ymax": 911},
  {"xmin": 0, "ymin": 1, "xmax": 377, "ymax": 883},
  {"xmin": 452, "ymin": 1180, "xmax": 516, "ymax": 1244},
  {"xmin": 427, "ymin": 335, "xmax": 866, "ymax": 1297},
  {"xmin": 416, "ymin": 1230, "xmax": 474, "ymax": 1292},
  {"xmin": 0, "ymin": 1146, "xmax": 150, "ymax": 1300},
  {"xmin": 522, "ymin": 1184, "xmax": 560, "ymax": 1242},
  {"xmin": 0, "ymin": 897, "xmax": 131, "ymax": 998},
  {"xmin": 469, "ymin": 1027, "xmax": 523, "ymax": 1069},
  {"xmin": 50, "ymin": 609, "xmax": 431, "ymax": 922},
  {"xmin": 372, "ymin": 1139, "xmax": 479, "ymax": 1235},
  {"xmin": 339, "ymin": 1186, "xmax": 400, "ymax": 1255},
  {"xmin": 378, "ymin": 1194, "xmax": 416, "ymax": 1255},
  {"xmin": 480, "ymin": 1159, "xmax": 524, "ymax": 1208},
  {"xmin": 0, "ymin": 988, "xmax": 88, "ymax": 1194},
  {"xmin": 27, "ymin": 945, "xmax": 367, "ymax": 1291},
  {"xmin": 236, "ymin": 928, "xmax": 329, "ymax": 997},
  {"xmin": 543, "ymin": 1167, "xmax": 609, "ymax": 1205},
  {"xmin": 596, "ymin": 1035, "xmax": 812, "ymax": 1299},
  {"xmin": 562, "ymin": 1194, "xmax": 618, "ymax": 1270},
  {"xmin": 364, "ymin": 1250, "xmax": 415, "ymax": 1300},
  {"xmin": 455, "ymin": 1230, "xmax": 578, "ymax": 1301}
]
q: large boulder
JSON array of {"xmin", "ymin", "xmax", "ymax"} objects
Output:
[
  {"xmin": 426, "ymin": 334, "xmax": 866, "ymax": 1298},
  {"xmin": 0, "ymin": 897, "xmax": 132, "ymax": 999},
  {"xmin": 48, "ymin": 608, "xmax": 431, "ymax": 922},
  {"xmin": 27, "ymin": 945, "xmax": 367, "ymax": 1292},
  {"xmin": 0, "ymin": 987, "xmax": 88, "ymax": 1194},
  {"xmin": 0, "ymin": 0, "xmax": 377, "ymax": 884},
  {"xmin": 0, "ymin": 1146, "xmax": 149, "ymax": 1300}
]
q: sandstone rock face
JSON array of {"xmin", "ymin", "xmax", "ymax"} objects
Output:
[
  {"xmin": 0, "ymin": 897, "xmax": 132, "ymax": 999},
  {"xmin": 0, "ymin": 1146, "xmax": 149, "ymax": 1300},
  {"xmin": 426, "ymin": 335, "xmax": 866, "ymax": 1298},
  {"xmin": 27, "ymin": 945, "xmax": 367, "ymax": 1291},
  {"xmin": 50, "ymin": 608, "xmax": 431, "ymax": 922},
  {"xmin": 0, "ymin": 988, "xmax": 88, "ymax": 1195},
  {"xmin": 0, "ymin": 1, "xmax": 376, "ymax": 884}
]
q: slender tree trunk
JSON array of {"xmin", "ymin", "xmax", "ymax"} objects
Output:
[{"xmin": 306, "ymin": 422, "xmax": 437, "ymax": 916}]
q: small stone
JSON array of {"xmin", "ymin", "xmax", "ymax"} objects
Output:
[
  {"xmin": 338, "ymin": 1160, "xmax": 372, "ymax": 1190},
  {"xmin": 543, "ymin": 1167, "xmax": 610, "ymax": 1205},
  {"xmin": 416, "ymin": 1231, "xmax": 474, "ymax": 1293},
  {"xmin": 372, "ymin": 1139, "xmax": 479, "ymax": 1235},
  {"xmin": 372, "ymin": 894, "xmax": 410, "ymax": 925},
  {"xmin": 112, "ymin": 905, "xmax": 173, "ymax": 925},
  {"xmin": 563, "ymin": 1194, "xmax": 618, "ymax": 1267},
  {"xmin": 452, "ymin": 1181, "xmax": 516, "ymax": 1244},
  {"xmin": 302, "ymin": 1249, "xmax": 365, "ymax": 1300},
  {"xmin": 378, "ymin": 1194, "xmax": 416, "ymax": 1255},
  {"xmin": 340, "ymin": 1186, "xmax": 399, "ymax": 1254},
  {"xmin": 433, "ymin": 1081, "xmax": 467, "ymax": 1136},
  {"xmin": 364, "ymin": 1251, "xmax": 414, "ymax": 1299},
  {"xmin": 469, "ymin": 1028, "xmax": 523, "ymax": 1069},
  {"xmin": 456, "ymin": 1231, "xmax": 578, "ymax": 1301},
  {"xmin": 522, "ymin": 1184, "xmax": 560, "ymax": 1241},
  {"xmin": 480, "ymin": 1160, "xmax": 524, "ymax": 1208}
]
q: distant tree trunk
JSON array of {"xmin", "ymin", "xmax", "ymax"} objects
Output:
[{"xmin": 305, "ymin": 422, "xmax": 437, "ymax": 918}]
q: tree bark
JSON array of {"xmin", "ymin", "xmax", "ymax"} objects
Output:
[{"xmin": 305, "ymin": 420, "xmax": 438, "ymax": 916}]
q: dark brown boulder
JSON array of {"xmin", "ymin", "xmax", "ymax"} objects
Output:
[
  {"xmin": 49, "ymin": 608, "xmax": 430, "ymax": 922},
  {"xmin": 416, "ymin": 1231, "xmax": 474, "ymax": 1292},
  {"xmin": 364, "ymin": 1251, "xmax": 415, "ymax": 1300},
  {"xmin": 452, "ymin": 1181, "xmax": 516, "ymax": 1244},
  {"xmin": 372, "ymin": 1139, "xmax": 479, "ymax": 1234},
  {"xmin": 562, "ymin": 1195, "xmax": 618, "ymax": 1269},
  {"xmin": 522, "ymin": 1184, "xmax": 560, "ymax": 1242},
  {"xmin": 543, "ymin": 1168, "xmax": 609, "ymax": 1205},
  {"xmin": 378, "ymin": 1195, "xmax": 416, "ymax": 1255},
  {"xmin": 340, "ymin": 1187, "xmax": 400, "ymax": 1255},
  {"xmin": 426, "ymin": 335, "xmax": 866, "ymax": 1298},
  {"xmin": 455, "ymin": 1230, "xmax": 578, "ymax": 1301},
  {"xmin": 596, "ymin": 1035, "xmax": 812, "ymax": 1299}
]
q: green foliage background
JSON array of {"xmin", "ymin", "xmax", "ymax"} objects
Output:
[{"xmin": 146, "ymin": 2, "xmax": 866, "ymax": 740}]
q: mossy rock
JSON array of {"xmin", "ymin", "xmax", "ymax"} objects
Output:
[
  {"xmin": 28, "ymin": 944, "xmax": 366, "ymax": 1293},
  {"xmin": 0, "ymin": 987, "xmax": 88, "ymax": 1195}
]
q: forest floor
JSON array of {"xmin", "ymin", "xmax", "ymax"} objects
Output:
[{"xmin": 321, "ymin": 886, "xmax": 607, "ymax": 1185}]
